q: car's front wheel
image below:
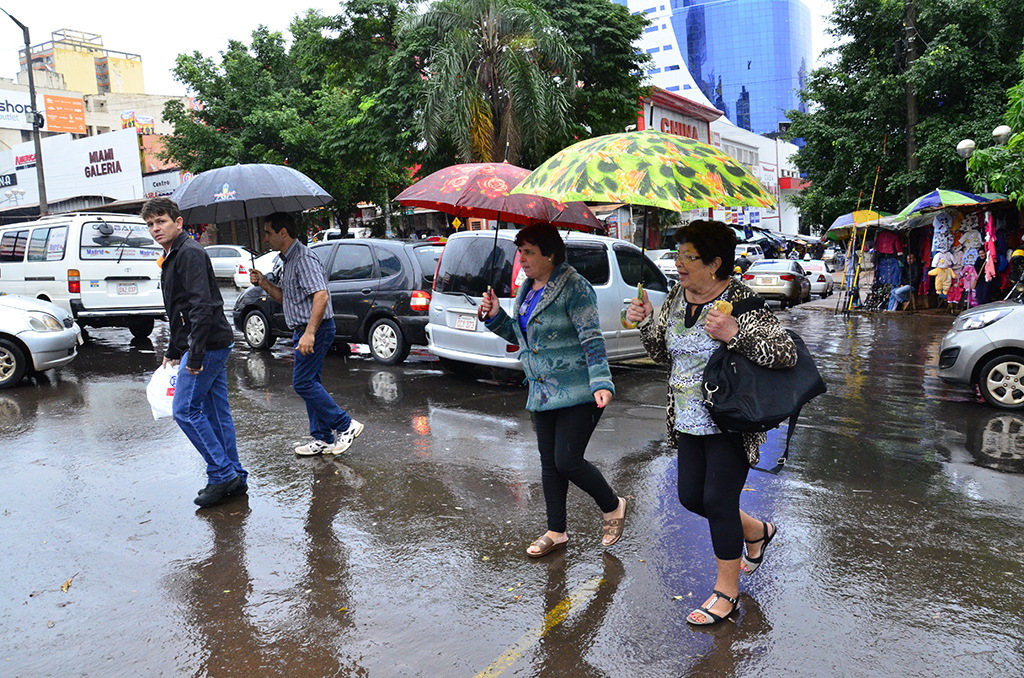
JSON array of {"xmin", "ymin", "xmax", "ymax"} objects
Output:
[
  {"xmin": 978, "ymin": 354, "xmax": 1024, "ymax": 410},
  {"xmin": 368, "ymin": 318, "xmax": 409, "ymax": 365},
  {"xmin": 243, "ymin": 310, "xmax": 274, "ymax": 350},
  {"xmin": 0, "ymin": 339, "xmax": 28, "ymax": 389}
]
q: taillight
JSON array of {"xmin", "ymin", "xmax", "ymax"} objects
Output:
[
  {"xmin": 506, "ymin": 344, "xmax": 520, "ymax": 353},
  {"xmin": 410, "ymin": 289, "xmax": 431, "ymax": 310},
  {"xmin": 818, "ymin": 274, "xmax": 826, "ymax": 282},
  {"xmin": 780, "ymin": 274, "xmax": 795, "ymax": 281},
  {"xmin": 742, "ymin": 274, "xmax": 754, "ymax": 281},
  {"xmin": 238, "ymin": 264, "xmax": 247, "ymax": 274},
  {"xmin": 68, "ymin": 269, "xmax": 80, "ymax": 293}
]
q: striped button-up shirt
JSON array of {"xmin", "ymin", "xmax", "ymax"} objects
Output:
[{"xmin": 280, "ymin": 240, "xmax": 333, "ymax": 329}]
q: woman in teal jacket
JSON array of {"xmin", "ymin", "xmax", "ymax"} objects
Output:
[{"xmin": 480, "ymin": 224, "xmax": 626, "ymax": 558}]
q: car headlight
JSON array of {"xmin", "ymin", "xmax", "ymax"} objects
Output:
[
  {"xmin": 958, "ymin": 308, "xmax": 1011, "ymax": 331},
  {"xmin": 27, "ymin": 311, "xmax": 65, "ymax": 332}
]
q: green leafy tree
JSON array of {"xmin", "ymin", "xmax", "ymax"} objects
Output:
[
  {"xmin": 161, "ymin": 9, "xmax": 426, "ymax": 230},
  {"xmin": 406, "ymin": 0, "xmax": 578, "ymax": 165},
  {"xmin": 532, "ymin": 0, "xmax": 651, "ymax": 163},
  {"xmin": 786, "ymin": 0, "xmax": 1024, "ymax": 231},
  {"xmin": 967, "ymin": 53, "xmax": 1024, "ymax": 208}
]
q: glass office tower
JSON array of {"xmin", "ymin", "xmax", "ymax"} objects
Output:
[{"xmin": 621, "ymin": 0, "xmax": 812, "ymax": 135}]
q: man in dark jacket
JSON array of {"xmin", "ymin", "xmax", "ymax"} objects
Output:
[{"xmin": 143, "ymin": 197, "xmax": 248, "ymax": 508}]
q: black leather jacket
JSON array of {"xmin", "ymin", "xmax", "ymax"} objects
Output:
[{"xmin": 160, "ymin": 233, "xmax": 234, "ymax": 370}]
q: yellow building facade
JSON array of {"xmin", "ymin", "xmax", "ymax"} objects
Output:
[{"xmin": 19, "ymin": 30, "xmax": 145, "ymax": 96}]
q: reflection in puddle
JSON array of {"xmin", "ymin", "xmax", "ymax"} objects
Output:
[
  {"xmin": 369, "ymin": 371, "xmax": 400, "ymax": 403},
  {"xmin": 969, "ymin": 412, "xmax": 1024, "ymax": 473}
]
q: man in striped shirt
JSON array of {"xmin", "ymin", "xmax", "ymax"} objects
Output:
[{"xmin": 250, "ymin": 212, "xmax": 363, "ymax": 455}]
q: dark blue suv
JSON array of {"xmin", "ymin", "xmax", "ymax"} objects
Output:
[{"xmin": 232, "ymin": 239, "xmax": 444, "ymax": 364}]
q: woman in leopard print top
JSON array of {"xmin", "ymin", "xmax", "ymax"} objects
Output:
[{"xmin": 626, "ymin": 220, "xmax": 796, "ymax": 626}]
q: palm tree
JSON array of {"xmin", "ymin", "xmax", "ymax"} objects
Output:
[{"xmin": 407, "ymin": 0, "xmax": 577, "ymax": 165}]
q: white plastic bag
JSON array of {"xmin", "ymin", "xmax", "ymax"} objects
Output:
[{"xmin": 147, "ymin": 364, "xmax": 178, "ymax": 420}]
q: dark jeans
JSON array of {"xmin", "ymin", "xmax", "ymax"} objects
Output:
[
  {"xmin": 532, "ymin": 401, "xmax": 618, "ymax": 534},
  {"xmin": 292, "ymin": 318, "xmax": 351, "ymax": 443},
  {"xmin": 676, "ymin": 432, "xmax": 750, "ymax": 561}
]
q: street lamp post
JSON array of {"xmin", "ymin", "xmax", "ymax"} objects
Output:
[
  {"xmin": 957, "ymin": 125, "xmax": 1014, "ymax": 194},
  {"xmin": 3, "ymin": 188, "xmax": 27, "ymax": 205},
  {"xmin": 1, "ymin": 6, "xmax": 48, "ymax": 216}
]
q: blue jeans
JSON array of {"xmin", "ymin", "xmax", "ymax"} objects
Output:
[
  {"xmin": 888, "ymin": 284, "xmax": 913, "ymax": 311},
  {"xmin": 172, "ymin": 346, "xmax": 247, "ymax": 485},
  {"xmin": 293, "ymin": 318, "xmax": 351, "ymax": 443}
]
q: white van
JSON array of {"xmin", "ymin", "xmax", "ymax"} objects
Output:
[
  {"xmin": 426, "ymin": 229, "xmax": 671, "ymax": 373},
  {"xmin": 735, "ymin": 243, "xmax": 765, "ymax": 262},
  {"xmin": 0, "ymin": 213, "xmax": 165, "ymax": 338}
]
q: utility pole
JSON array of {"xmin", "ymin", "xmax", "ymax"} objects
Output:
[
  {"xmin": 904, "ymin": 0, "xmax": 918, "ymax": 205},
  {"xmin": 2, "ymin": 7, "xmax": 48, "ymax": 216}
]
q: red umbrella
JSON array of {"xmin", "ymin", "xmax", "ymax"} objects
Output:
[{"xmin": 394, "ymin": 162, "xmax": 603, "ymax": 231}]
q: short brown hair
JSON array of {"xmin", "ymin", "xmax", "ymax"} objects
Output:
[
  {"xmin": 515, "ymin": 224, "xmax": 565, "ymax": 266},
  {"xmin": 141, "ymin": 197, "xmax": 181, "ymax": 223}
]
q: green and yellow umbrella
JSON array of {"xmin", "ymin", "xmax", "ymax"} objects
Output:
[
  {"xmin": 511, "ymin": 130, "xmax": 777, "ymax": 212},
  {"xmin": 825, "ymin": 209, "xmax": 893, "ymax": 241}
]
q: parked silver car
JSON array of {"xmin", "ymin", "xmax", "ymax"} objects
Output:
[
  {"xmin": 939, "ymin": 300, "xmax": 1024, "ymax": 410},
  {"xmin": 204, "ymin": 245, "xmax": 255, "ymax": 285},
  {"xmin": 426, "ymin": 230, "xmax": 671, "ymax": 374},
  {"xmin": 0, "ymin": 293, "xmax": 81, "ymax": 388},
  {"xmin": 741, "ymin": 259, "xmax": 811, "ymax": 308}
]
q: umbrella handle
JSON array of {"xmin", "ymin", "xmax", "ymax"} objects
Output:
[
  {"xmin": 620, "ymin": 283, "xmax": 642, "ymax": 329},
  {"xmin": 478, "ymin": 285, "xmax": 492, "ymax": 321}
]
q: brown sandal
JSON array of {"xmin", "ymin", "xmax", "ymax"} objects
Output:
[
  {"xmin": 527, "ymin": 534, "xmax": 567, "ymax": 558},
  {"xmin": 602, "ymin": 497, "xmax": 627, "ymax": 546}
]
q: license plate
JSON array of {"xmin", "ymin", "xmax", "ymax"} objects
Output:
[
  {"xmin": 454, "ymin": 314, "xmax": 477, "ymax": 331},
  {"xmin": 756, "ymin": 277, "xmax": 773, "ymax": 286},
  {"xmin": 76, "ymin": 331, "xmax": 84, "ymax": 346},
  {"xmin": 117, "ymin": 283, "xmax": 138, "ymax": 295}
]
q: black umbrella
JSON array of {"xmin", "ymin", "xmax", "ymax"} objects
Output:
[{"xmin": 169, "ymin": 163, "xmax": 333, "ymax": 263}]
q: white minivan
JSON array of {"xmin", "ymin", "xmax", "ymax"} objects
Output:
[
  {"xmin": 426, "ymin": 229, "xmax": 671, "ymax": 374},
  {"xmin": 0, "ymin": 213, "xmax": 165, "ymax": 338}
]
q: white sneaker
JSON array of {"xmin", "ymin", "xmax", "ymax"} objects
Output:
[
  {"xmin": 329, "ymin": 419, "xmax": 364, "ymax": 454},
  {"xmin": 295, "ymin": 438, "xmax": 333, "ymax": 456}
]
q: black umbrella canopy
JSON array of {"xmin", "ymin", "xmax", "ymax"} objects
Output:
[{"xmin": 169, "ymin": 163, "xmax": 333, "ymax": 225}]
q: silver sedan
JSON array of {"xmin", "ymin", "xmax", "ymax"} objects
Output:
[
  {"xmin": 0, "ymin": 294, "xmax": 81, "ymax": 389},
  {"xmin": 741, "ymin": 259, "xmax": 811, "ymax": 308},
  {"xmin": 939, "ymin": 300, "xmax": 1024, "ymax": 409}
]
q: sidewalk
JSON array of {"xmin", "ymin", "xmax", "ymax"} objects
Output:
[{"xmin": 800, "ymin": 266, "xmax": 955, "ymax": 315}]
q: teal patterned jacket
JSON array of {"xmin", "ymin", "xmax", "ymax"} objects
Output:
[{"xmin": 485, "ymin": 262, "xmax": 615, "ymax": 412}]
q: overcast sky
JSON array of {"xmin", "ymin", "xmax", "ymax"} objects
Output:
[{"xmin": 1, "ymin": 1, "xmax": 834, "ymax": 98}]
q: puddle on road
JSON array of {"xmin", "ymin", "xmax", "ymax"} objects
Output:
[{"xmin": 2, "ymin": 311, "xmax": 1023, "ymax": 676}]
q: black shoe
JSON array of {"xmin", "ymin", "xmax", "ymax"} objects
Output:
[
  {"xmin": 197, "ymin": 481, "xmax": 248, "ymax": 498},
  {"xmin": 194, "ymin": 475, "xmax": 243, "ymax": 508}
]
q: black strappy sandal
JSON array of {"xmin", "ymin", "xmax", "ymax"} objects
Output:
[
  {"xmin": 741, "ymin": 521, "xmax": 777, "ymax": 575},
  {"xmin": 687, "ymin": 590, "xmax": 738, "ymax": 626}
]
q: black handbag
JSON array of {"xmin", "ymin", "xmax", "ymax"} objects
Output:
[{"xmin": 701, "ymin": 297, "xmax": 827, "ymax": 474}]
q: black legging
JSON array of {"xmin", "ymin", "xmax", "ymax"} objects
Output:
[
  {"xmin": 676, "ymin": 432, "xmax": 750, "ymax": 560},
  {"xmin": 533, "ymin": 401, "xmax": 619, "ymax": 533}
]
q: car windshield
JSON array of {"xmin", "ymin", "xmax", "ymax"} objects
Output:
[
  {"xmin": 749, "ymin": 260, "xmax": 789, "ymax": 269},
  {"xmin": 79, "ymin": 221, "xmax": 161, "ymax": 260},
  {"xmin": 414, "ymin": 245, "xmax": 445, "ymax": 284},
  {"xmin": 434, "ymin": 236, "xmax": 518, "ymax": 297}
]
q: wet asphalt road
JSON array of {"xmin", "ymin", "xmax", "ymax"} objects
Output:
[{"xmin": 2, "ymin": 289, "xmax": 1023, "ymax": 677}]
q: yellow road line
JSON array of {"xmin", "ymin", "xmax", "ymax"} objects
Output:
[{"xmin": 474, "ymin": 575, "xmax": 605, "ymax": 678}]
